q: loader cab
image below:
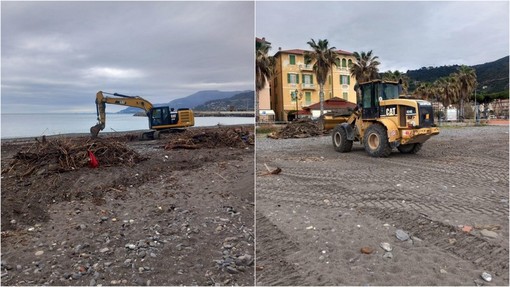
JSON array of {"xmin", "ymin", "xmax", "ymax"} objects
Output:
[{"xmin": 359, "ymin": 80, "xmax": 401, "ymax": 119}]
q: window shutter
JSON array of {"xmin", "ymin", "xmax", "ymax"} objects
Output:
[
  {"xmin": 287, "ymin": 73, "xmax": 290, "ymax": 83},
  {"xmin": 296, "ymin": 74, "xmax": 299, "ymax": 84},
  {"xmin": 311, "ymin": 75, "xmax": 313, "ymax": 84},
  {"xmin": 348, "ymin": 76, "xmax": 350, "ymax": 85}
]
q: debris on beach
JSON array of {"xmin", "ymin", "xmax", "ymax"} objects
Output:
[
  {"xmin": 259, "ymin": 163, "xmax": 282, "ymax": 176},
  {"xmin": 1, "ymin": 137, "xmax": 145, "ymax": 177},
  {"xmin": 267, "ymin": 119, "xmax": 327, "ymax": 139},
  {"xmin": 164, "ymin": 127, "xmax": 253, "ymax": 150}
]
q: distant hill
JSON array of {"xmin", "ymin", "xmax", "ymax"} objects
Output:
[
  {"xmin": 194, "ymin": 91, "xmax": 254, "ymax": 111},
  {"xmin": 118, "ymin": 90, "xmax": 251, "ymax": 114},
  {"xmin": 406, "ymin": 56, "xmax": 509, "ymax": 94}
]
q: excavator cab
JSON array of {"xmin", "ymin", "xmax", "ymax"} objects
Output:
[
  {"xmin": 148, "ymin": 107, "xmax": 193, "ymax": 130},
  {"xmin": 149, "ymin": 107, "xmax": 178, "ymax": 128}
]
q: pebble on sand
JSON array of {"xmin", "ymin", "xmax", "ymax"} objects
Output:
[{"xmin": 360, "ymin": 246, "xmax": 374, "ymax": 254}]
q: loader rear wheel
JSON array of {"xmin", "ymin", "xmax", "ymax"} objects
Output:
[
  {"xmin": 332, "ymin": 125, "xmax": 352, "ymax": 153},
  {"xmin": 363, "ymin": 124, "xmax": 391, "ymax": 157},
  {"xmin": 397, "ymin": 143, "xmax": 422, "ymax": 154}
]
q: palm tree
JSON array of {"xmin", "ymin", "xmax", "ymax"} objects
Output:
[
  {"xmin": 350, "ymin": 50, "xmax": 380, "ymax": 103},
  {"xmin": 414, "ymin": 82, "xmax": 434, "ymax": 101},
  {"xmin": 304, "ymin": 39, "xmax": 339, "ymax": 118},
  {"xmin": 350, "ymin": 50, "xmax": 380, "ymax": 83},
  {"xmin": 454, "ymin": 65, "xmax": 477, "ymax": 120},
  {"xmin": 435, "ymin": 76, "xmax": 461, "ymax": 120},
  {"xmin": 382, "ymin": 70, "xmax": 410, "ymax": 94},
  {"xmin": 256, "ymin": 40, "xmax": 274, "ymax": 122}
]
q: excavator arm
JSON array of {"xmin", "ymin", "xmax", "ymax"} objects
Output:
[{"xmin": 90, "ymin": 91, "xmax": 154, "ymax": 138}]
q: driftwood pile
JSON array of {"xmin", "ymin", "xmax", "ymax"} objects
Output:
[
  {"xmin": 267, "ymin": 119, "xmax": 327, "ymax": 139},
  {"xmin": 1, "ymin": 137, "xmax": 145, "ymax": 178},
  {"xmin": 164, "ymin": 127, "xmax": 254, "ymax": 150}
]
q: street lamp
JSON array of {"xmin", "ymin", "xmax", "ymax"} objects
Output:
[{"xmin": 293, "ymin": 89, "xmax": 300, "ymax": 120}]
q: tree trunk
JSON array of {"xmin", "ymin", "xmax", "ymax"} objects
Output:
[
  {"xmin": 460, "ymin": 98, "xmax": 465, "ymax": 121},
  {"xmin": 319, "ymin": 84, "xmax": 324, "ymax": 118},
  {"xmin": 256, "ymin": 91, "xmax": 260, "ymax": 123}
]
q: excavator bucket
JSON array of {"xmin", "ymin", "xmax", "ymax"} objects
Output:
[{"xmin": 90, "ymin": 124, "xmax": 102, "ymax": 138}]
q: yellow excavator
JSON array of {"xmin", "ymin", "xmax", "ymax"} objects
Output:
[{"xmin": 90, "ymin": 91, "xmax": 194, "ymax": 139}]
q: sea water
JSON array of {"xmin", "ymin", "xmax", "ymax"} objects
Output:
[{"xmin": 1, "ymin": 113, "xmax": 254, "ymax": 139}]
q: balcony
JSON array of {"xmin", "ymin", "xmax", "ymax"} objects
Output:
[
  {"xmin": 299, "ymin": 64, "xmax": 314, "ymax": 71},
  {"xmin": 301, "ymin": 83, "xmax": 316, "ymax": 90}
]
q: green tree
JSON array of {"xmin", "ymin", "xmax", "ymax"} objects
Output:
[
  {"xmin": 435, "ymin": 76, "xmax": 461, "ymax": 119},
  {"xmin": 304, "ymin": 39, "xmax": 339, "ymax": 118},
  {"xmin": 256, "ymin": 40, "xmax": 274, "ymax": 122},
  {"xmin": 454, "ymin": 65, "xmax": 477, "ymax": 120},
  {"xmin": 413, "ymin": 82, "xmax": 434, "ymax": 101},
  {"xmin": 350, "ymin": 50, "xmax": 380, "ymax": 83},
  {"xmin": 382, "ymin": 70, "xmax": 410, "ymax": 94},
  {"xmin": 350, "ymin": 50, "xmax": 380, "ymax": 103}
]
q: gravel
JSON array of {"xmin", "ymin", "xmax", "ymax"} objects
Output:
[{"xmin": 257, "ymin": 125, "xmax": 509, "ymax": 152}]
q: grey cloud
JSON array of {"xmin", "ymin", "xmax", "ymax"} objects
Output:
[
  {"xmin": 256, "ymin": 1, "xmax": 508, "ymax": 72},
  {"xmin": 2, "ymin": 1, "xmax": 254, "ymax": 113}
]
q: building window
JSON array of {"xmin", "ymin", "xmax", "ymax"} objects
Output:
[
  {"xmin": 343, "ymin": 92, "xmax": 348, "ymax": 100},
  {"xmin": 289, "ymin": 55, "xmax": 296, "ymax": 65},
  {"xmin": 287, "ymin": 73, "xmax": 299, "ymax": 84},
  {"xmin": 348, "ymin": 59, "xmax": 353, "ymax": 68},
  {"xmin": 305, "ymin": 92, "xmax": 311, "ymax": 105},
  {"xmin": 340, "ymin": 75, "xmax": 350, "ymax": 85},
  {"xmin": 342, "ymin": 58, "xmax": 347, "ymax": 68},
  {"xmin": 302, "ymin": 74, "xmax": 313, "ymax": 87},
  {"xmin": 335, "ymin": 58, "xmax": 340, "ymax": 67}
]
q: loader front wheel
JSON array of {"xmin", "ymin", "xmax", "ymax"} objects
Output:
[
  {"xmin": 363, "ymin": 124, "xmax": 391, "ymax": 157},
  {"xmin": 397, "ymin": 143, "xmax": 422, "ymax": 154},
  {"xmin": 332, "ymin": 125, "xmax": 352, "ymax": 153}
]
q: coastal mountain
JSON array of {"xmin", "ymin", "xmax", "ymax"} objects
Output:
[
  {"xmin": 406, "ymin": 56, "xmax": 509, "ymax": 94},
  {"xmin": 118, "ymin": 90, "xmax": 252, "ymax": 114},
  {"xmin": 194, "ymin": 91, "xmax": 254, "ymax": 111}
]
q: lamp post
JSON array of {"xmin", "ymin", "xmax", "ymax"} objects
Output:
[{"xmin": 293, "ymin": 89, "xmax": 300, "ymax": 120}]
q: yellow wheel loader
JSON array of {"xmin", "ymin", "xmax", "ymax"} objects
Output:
[
  {"xmin": 331, "ymin": 80, "xmax": 439, "ymax": 157},
  {"xmin": 90, "ymin": 91, "xmax": 194, "ymax": 139}
]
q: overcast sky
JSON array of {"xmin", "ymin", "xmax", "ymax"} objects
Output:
[
  {"xmin": 1, "ymin": 1, "xmax": 254, "ymax": 113},
  {"xmin": 256, "ymin": 1, "xmax": 509, "ymax": 73}
]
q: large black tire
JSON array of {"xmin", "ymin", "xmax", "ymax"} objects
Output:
[
  {"xmin": 397, "ymin": 143, "xmax": 423, "ymax": 154},
  {"xmin": 363, "ymin": 124, "xmax": 392, "ymax": 157},
  {"xmin": 332, "ymin": 125, "xmax": 353, "ymax": 153}
]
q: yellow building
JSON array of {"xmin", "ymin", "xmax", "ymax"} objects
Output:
[{"xmin": 270, "ymin": 48, "xmax": 357, "ymax": 121}]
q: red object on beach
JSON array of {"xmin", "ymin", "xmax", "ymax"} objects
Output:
[{"xmin": 88, "ymin": 151, "xmax": 99, "ymax": 168}]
